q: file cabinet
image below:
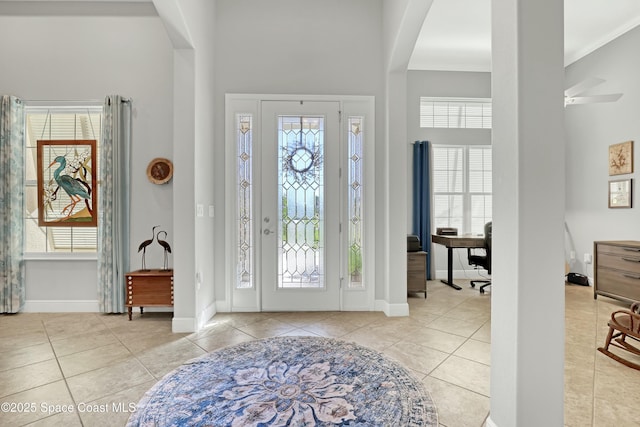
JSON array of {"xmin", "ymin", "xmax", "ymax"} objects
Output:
[
  {"xmin": 594, "ymin": 241, "xmax": 640, "ymax": 303},
  {"xmin": 407, "ymin": 251, "xmax": 427, "ymax": 298}
]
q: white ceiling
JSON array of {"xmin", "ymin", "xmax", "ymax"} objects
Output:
[
  {"xmin": 4, "ymin": 0, "xmax": 639, "ymax": 72},
  {"xmin": 408, "ymin": 0, "xmax": 640, "ymax": 72}
]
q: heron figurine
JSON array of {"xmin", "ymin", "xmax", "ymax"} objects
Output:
[
  {"xmin": 157, "ymin": 230, "xmax": 172, "ymax": 270},
  {"xmin": 138, "ymin": 225, "xmax": 159, "ymax": 270},
  {"xmin": 48, "ymin": 156, "xmax": 91, "ymax": 219}
]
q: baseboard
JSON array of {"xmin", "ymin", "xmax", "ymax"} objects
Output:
[
  {"xmin": 172, "ymin": 317, "xmax": 197, "ymax": 333},
  {"xmin": 486, "ymin": 415, "xmax": 497, "ymax": 427},
  {"xmin": 341, "ymin": 305, "xmax": 375, "ymax": 311},
  {"xmin": 144, "ymin": 307, "xmax": 174, "ymax": 312},
  {"xmin": 216, "ymin": 299, "xmax": 260, "ymax": 313},
  {"xmin": 215, "ymin": 299, "xmax": 230, "ymax": 312},
  {"xmin": 23, "ymin": 300, "xmax": 99, "ymax": 312},
  {"xmin": 197, "ymin": 301, "xmax": 217, "ymax": 330},
  {"xmin": 374, "ymin": 299, "xmax": 409, "ymax": 317}
]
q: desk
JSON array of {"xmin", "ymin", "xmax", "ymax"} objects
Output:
[{"xmin": 431, "ymin": 235, "xmax": 485, "ymax": 290}]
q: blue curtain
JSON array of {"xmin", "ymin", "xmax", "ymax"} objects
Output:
[
  {"xmin": 0, "ymin": 96, "xmax": 25, "ymax": 313},
  {"xmin": 412, "ymin": 140, "xmax": 432, "ymax": 279},
  {"xmin": 97, "ymin": 95, "xmax": 131, "ymax": 313}
]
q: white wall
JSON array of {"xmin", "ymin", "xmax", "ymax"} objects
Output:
[
  {"xmin": 407, "ymin": 27, "xmax": 640, "ymax": 283},
  {"xmin": 406, "ymin": 70, "xmax": 492, "ymax": 279},
  {"xmin": 213, "ymin": 0, "xmax": 385, "ymax": 302},
  {"xmin": 407, "ymin": 70, "xmax": 492, "ymax": 144},
  {"xmin": 0, "ymin": 11, "xmax": 174, "ymax": 307},
  {"xmin": 381, "ymin": 0, "xmax": 433, "ymax": 311},
  {"xmin": 178, "ymin": 0, "xmax": 217, "ymax": 329},
  {"xmin": 565, "ymin": 25, "xmax": 640, "ymax": 280},
  {"xmin": 24, "ymin": 260, "xmax": 97, "ymax": 311}
]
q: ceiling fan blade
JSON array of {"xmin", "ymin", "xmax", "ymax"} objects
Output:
[
  {"xmin": 565, "ymin": 77, "xmax": 605, "ymax": 98},
  {"xmin": 565, "ymin": 93, "xmax": 622, "ymax": 106}
]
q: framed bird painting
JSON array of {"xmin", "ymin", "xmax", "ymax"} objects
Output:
[{"xmin": 37, "ymin": 140, "xmax": 97, "ymax": 227}]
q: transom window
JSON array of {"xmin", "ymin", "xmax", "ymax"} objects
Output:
[{"xmin": 420, "ymin": 97, "xmax": 492, "ymax": 129}]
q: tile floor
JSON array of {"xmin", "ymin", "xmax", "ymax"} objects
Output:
[{"xmin": 1, "ymin": 281, "xmax": 639, "ymax": 426}]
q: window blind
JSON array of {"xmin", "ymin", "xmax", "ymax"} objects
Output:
[
  {"xmin": 420, "ymin": 97, "xmax": 492, "ymax": 129},
  {"xmin": 432, "ymin": 145, "xmax": 492, "ymax": 235}
]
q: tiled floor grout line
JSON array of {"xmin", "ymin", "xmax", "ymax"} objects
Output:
[
  {"xmin": 590, "ymin": 305, "xmax": 604, "ymax": 427},
  {"xmin": 4, "ymin": 284, "xmax": 637, "ymax": 426},
  {"xmin": 104, "ymin": 321, "xmax": 163, "ymax": 386},
  {"xmin": 43, "ymin": 314, "xmax": 169, "ymax": 425},
  {"xmin": 413, "ymin": 302, "xmax": 492, "ymax": 405},
  {"xmin": 0, "ymin": 326, "xmax": 65, "ymax": 400},
  {"xmin": 41, "ymin": 319, "xmax": 86, "ymax": 427}
]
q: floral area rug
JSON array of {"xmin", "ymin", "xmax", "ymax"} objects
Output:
[{"xmin": 127, "ymin": 336, "xmax": 438, "ymax": 426}]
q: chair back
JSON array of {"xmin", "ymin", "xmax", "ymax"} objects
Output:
[
  {"xmin": 484, "ymin": 221, "xmax": 492, "ymax": 273},
  {"xmin": 467, "ymin": 221, "xmax": 492, "ymax": 274}
]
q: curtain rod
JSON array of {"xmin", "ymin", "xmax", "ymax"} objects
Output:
[
  {"xmin": 106, "ymin": 97, "xmax": 132, "ymax": 106},
  {"xmin": 24, "ymin": 98, "xmax": 131, "ymax": 106},
  {"xmin": 24, "ymin": 100, "xmax": 103, "ymax": 107}
]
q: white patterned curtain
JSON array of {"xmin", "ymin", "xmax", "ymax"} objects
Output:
[
  {"xmin": 98, "ymin": 95, "xmax": 131, "ymax": 313},
  {"xmin": 0, "ymin": 96, "xmax": 25, "ymax": 313}
]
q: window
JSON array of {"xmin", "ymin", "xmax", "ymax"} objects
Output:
[
  {"xmin": 235, "ymin": 113, "xmax": 253, "ymax": 289},
  {"xmin": 420, "ymin": 97, "xmax": 492, "ymax": 129},
  {"xmin": 347, "ymin": 116, "xmax": 364, "ymax": 289},
  {"xmin": 432, "ymin": 145, "xmax": 492, "ymax": 235},
  {"xmin": 24, "ymin": 104, "xmax": 102, "ymax": 253}
]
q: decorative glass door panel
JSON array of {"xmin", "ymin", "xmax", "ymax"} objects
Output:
[
  {"xmin": 278, "ymin": 115, "xmax": 324, "ymax": 289},
  {"xmin": 236, "ymin": 114, "xmax": 253, "ymax": 289},
  {"xmin": 261, "ymin": 101, "xmax": 340, "ymax": 311}
]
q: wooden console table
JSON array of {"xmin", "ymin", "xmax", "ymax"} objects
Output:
[{"xmin": 125, "ymin": 269, "xmax": 174, "ymax": 320}]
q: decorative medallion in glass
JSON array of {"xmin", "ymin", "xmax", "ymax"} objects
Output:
[
  {"xmin": 348, "ymin": 117, "xmax": 364, "ymax": 289},
  {"xmin": 278, "ymin": 116, "xmax": 325, "ymax": 289},
  {"xmin": 236, "ymin": 114, "xmax": 253, "ymax": 289}
]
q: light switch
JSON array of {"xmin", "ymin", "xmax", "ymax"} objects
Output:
[{"xmin": 196, "ymin": 204, "xmax": 204, "ymax": 217}]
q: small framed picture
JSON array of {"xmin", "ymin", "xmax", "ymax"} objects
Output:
[
  {"xmin": 609, "ymin": 179, "xmax": 632, "ymax": 208},
  {"xmin": 609, "ymin": 140, "xmax": 633, "ymax": 175}
]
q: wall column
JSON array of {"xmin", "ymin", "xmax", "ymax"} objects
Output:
[
  {"xmin": 385, "ymin": 70, "xmax": 409, "ymax": 313},
  {"xmin": 382, "ymin": 0, "xmax": 433, "ymax": 316},
  {"xmin": 489, "ymin": 0, "xmax": 565, "ymax": 425},
  {"xmin": 171, "ymin": 48, "xmax": 196, "ymax": 332}
]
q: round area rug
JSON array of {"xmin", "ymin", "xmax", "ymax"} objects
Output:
[{"xmin": 127, "ymin": 336, "xmax": 438, "ymax": 426}]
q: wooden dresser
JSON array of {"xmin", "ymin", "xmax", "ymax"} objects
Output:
[
  {"xmin": 407, "ymin": 251, "xmax": 427, "ymax": 298},
  {"xmin": 594, "ymin": 241, "xmax": 640, "ymax": 303},
  {"xmin": 125, "ymin": 269, "xmax": 174, "ymax": 320}
]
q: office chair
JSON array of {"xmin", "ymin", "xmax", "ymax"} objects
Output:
[{"xmin": 468, "ymin": 221, "xmax": 492, "ymax": 294}]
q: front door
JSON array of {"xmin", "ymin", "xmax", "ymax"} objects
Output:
[{"xmin": 260, "ymin": 101, "xmax": 340, "ymax": 311}]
